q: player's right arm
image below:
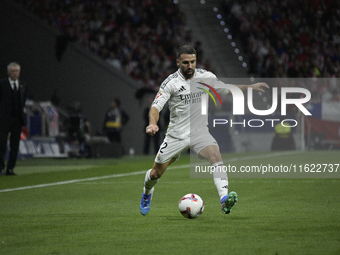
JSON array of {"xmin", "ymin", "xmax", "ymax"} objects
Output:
[
  {"xmin": 146, "ymin": 107, "xmax": 159, "ymax": 136},
  {"xmin": 146, "ymin": 75, "xmax": 174, "ymax": 136}
]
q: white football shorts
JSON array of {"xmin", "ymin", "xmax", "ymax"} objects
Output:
[{"xmin": 154, "ymin": 127, "xmax": 218, "ymax": 164}]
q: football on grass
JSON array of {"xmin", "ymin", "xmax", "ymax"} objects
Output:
[{"xmin": 178, "ymin": 193, "xmax": 204, "ymax": 219}]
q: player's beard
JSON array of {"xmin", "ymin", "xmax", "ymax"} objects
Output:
[{"xmin": 182, "ymin": 68, "xmax": 195, "ymax": 79}]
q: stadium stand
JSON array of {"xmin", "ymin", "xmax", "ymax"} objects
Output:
[
  {"xmin": 221, "ymin": 0, "xmax": 340, "ymax": 80},
  {"xmin": 14, "ymin": 0, "xmax": 212, "ymax": 92},
  {"xmin": 220, "ymin": 0, "xmax": 340, "ymax": 151},
  {"xmin": 8, "ymin": 0, "xmax": 340, "ymax": 152}
]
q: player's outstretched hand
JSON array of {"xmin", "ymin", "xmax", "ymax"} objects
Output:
[
  {"xmin": 251, "ymin": 82, "xmax": 269, "ymax": 93},
  {"xmin": 146, "ymin": 124, "xmax": 159, "ymax": 136}
]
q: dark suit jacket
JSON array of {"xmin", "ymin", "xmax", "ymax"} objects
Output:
[{"xmin": 0, "ymin": 78, "xmax": 28, "ymax": 127}]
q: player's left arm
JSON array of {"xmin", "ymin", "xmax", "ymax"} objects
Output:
[
  {"xmin": 230, "ymin": 82, "xmax": 269, "ymax": 94},
  {"xmin": 208, "ymin": 71, "xmax": 268, "ymax": 95}
]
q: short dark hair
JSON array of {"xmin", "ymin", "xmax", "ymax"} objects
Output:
[{"xmin": 176, "ymin": 45, "xmax": 197, "ymax": 59}]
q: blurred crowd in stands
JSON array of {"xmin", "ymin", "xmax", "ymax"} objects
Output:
[
  {"xmin": 14, "ymin": 0, "xmax": 340, "ymax": 103},
  {"xmin": 14, "ymin": 0, "xmax": 211, "ymax": 92},
  {"xmin": 222, "ymin": 0, "xmax": 340, "ymax": 102}
]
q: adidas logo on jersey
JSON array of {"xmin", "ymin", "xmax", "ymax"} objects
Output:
[{"xmin": 178, "ymin": 86, "xmax": 186, "ymax": 92}]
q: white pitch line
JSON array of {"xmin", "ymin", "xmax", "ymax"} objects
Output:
[
  {"xmin": 0, "ymin": 165, "xmax": 192, "ymax": 193},
  {"xmin": 0, "ymin": 151, "xmax": 300, "ymax": 193},
  {"xmin": 0, "ymin": 170, "xmax": 148, "ymax": 193}
]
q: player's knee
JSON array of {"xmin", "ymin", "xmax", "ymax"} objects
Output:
[
  {"xmin": 209, "ymin": 151, "xmax": 222, "ymax": 164},
  {"xmin": 150, "ymin": 168, "xmax": 163, "ymax": 179}
]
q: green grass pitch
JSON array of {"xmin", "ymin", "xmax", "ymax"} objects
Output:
[{"xmin": 0, "ymin": 151, "xmax": 339, "ymax": 255}]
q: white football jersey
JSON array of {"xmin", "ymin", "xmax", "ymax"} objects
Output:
[{"xmin": 152, "ymin": 68, "xmax": 229, "ymax": 139}]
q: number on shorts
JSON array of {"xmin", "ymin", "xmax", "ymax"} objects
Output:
[{"xmin": 159, "ymin": 142, "xmax": 168, "ymax": 153}]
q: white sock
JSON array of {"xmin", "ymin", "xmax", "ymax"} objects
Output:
[
  {"xmin": 143, "ymin": 169, "xmax": 158, "ymax": 196},
  {"xmin": 212, "ymin": 161, "xmax": 229, "ymax": 201}
]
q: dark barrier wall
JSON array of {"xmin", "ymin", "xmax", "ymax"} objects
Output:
[{"xmin": 0, "ymin": 0, "xmax": 145, "ymax": 154}]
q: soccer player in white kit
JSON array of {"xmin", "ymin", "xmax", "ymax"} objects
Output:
[{"xmin": 140, "ymin": 45, "xmax": 268, "ymax": 215}]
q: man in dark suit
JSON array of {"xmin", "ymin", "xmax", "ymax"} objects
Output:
[{"xmin": 0, "ymin": 62, "xmax": 28, "ymax": 176}]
